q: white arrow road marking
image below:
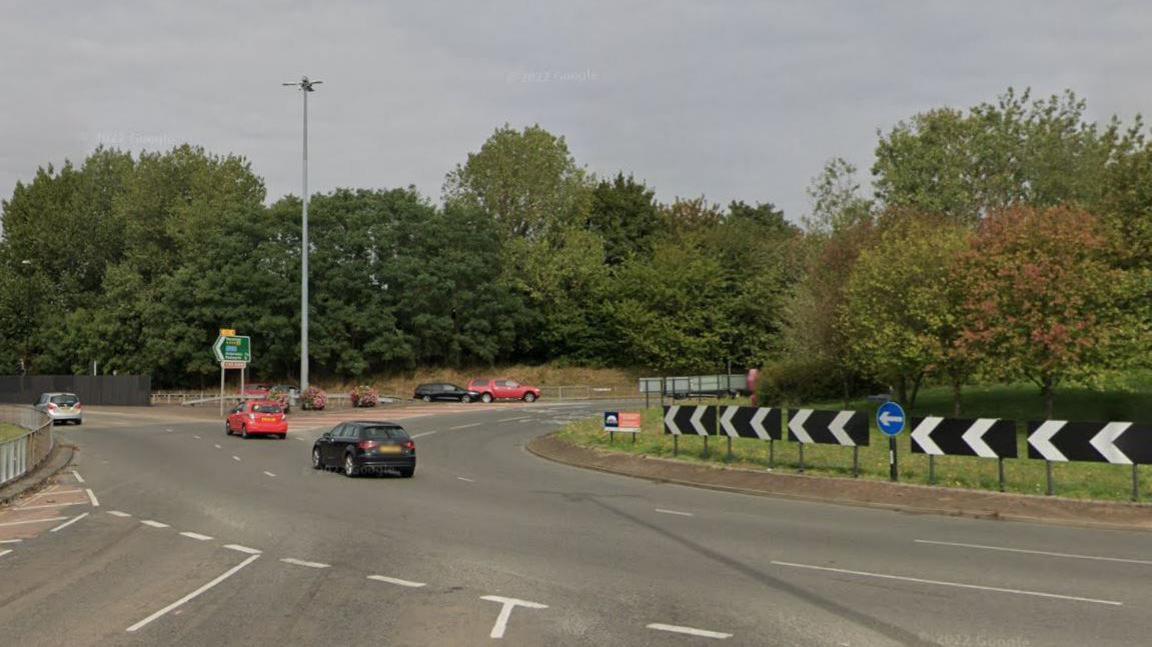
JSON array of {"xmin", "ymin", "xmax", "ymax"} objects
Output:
[
  {"xmin": 828, "ymin": 411, "xmax": 856, "ymax": 446},
  {"xmin": 50, "ymin": 512, "xmax": 89, "ymax": 533},
  {"xmin": 750, "ymin": 408, "xmax": 772, "ymax": 440},
  {"xmin": 647, "ymin": 623, "xmax": 731, "ymax": 639},
  {"xmin": 910, "ymin": 417, "xmax": 944, "ymax": 455},
  {"xmin": 126, "ymin": 554, "xmax": 261, "ymax": 632},
  {"xmin": 720, "ymin": 407, "xmax": 738, "ymax": 437},
  {"xmin": 1030, "ymin": 421, "xmax": 1068, "ymax": 462},
  {"xmin": 962, "ymin": 419, "xmax": 999, "ymax": 458},
  {"xmin": 1090, "ymin": 422, "xmax": 1133, "ymax": 464},
  {"xmin": 771, "ymin": 560, "xmax": 1121, "ymax": 606},
  {"xmin": 789, "ymin": 410, "xmax": 814, "ymax": 443},
  {"xmin": 689, "ymin": 406, "xmax": 709, "ymax": 436},
  {"xmin": 368, "ymin": 574, "xmax": 426, "ymax": 588},
  {"xmin": 664, "ymin": 406, "xmax": 682, "ymax": 435},
  {"xmin": 481, "ymin": 596, "xmax": 548, "ymax": 639}
]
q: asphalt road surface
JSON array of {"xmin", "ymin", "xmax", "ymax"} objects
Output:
[{"xmin": 2, "ymin": 401, "xmax": 1151, "ymax": 646}]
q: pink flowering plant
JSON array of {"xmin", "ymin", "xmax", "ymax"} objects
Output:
[
  {"xmin": 350, "ymin": 385, "xmax": 378, "ymax": 408},
  {"xmin": 302, "ymin": 386, "xmax": 327, "ymax": 410}
]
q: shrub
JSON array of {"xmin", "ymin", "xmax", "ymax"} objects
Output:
[
  {"xmin": 757, "ymin": 358, "xmax": 852, "ymax": 406},
  {"xmin": 302, "ymin": 386, "xmax": 327, "ymax": 410},
  {"xmin": 350, "ymin": 385, "xmax": 378, "ymax": 408}
]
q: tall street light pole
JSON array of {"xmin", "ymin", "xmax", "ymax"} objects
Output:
[{"xmin": 283, "ymin": 76, "xmax": 321, "ymax": 393}]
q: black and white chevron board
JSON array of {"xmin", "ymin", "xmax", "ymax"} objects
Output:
[
  {"xmin": 1027, "ymin": 420, "xmax": 1152, "ymax": 499},
  {"xmin": 910, "ymin": 416, "xmax": 1017, "ymax": 489},
  {"xmin": 786, "ymin": 409, "xmax": 869, "ymax": 446},
  {"xmin": 718, "ymin": 406, "xmax": 782, "ymax": 440},
  {"xmin": 910, "ymin": 417, "xmax": 1017, "ymax": 458},
  {"xmin": 662, "ymin": 405, "xmax": 716, "ymax": 436}
]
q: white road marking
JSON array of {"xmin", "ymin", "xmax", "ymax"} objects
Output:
[
  {"xmin": 915, "ymin": 539, "xmax": 1152, "ymax": 566},
  {"xmin": 770, "ymin": 560, "xmax": 1123, "ymax": 606},
  {"xmin": 165, "ymin": 428, "xmax": 173, "ymax": 433},
  {"xmin": 450, "ymin": 423, "xmax": 482, "ymax": 430},
  {"xmin": 193, "ymin": 435, "xmax": 201, "ymax": 439},
  {"xmin": 30, "ymin": 488, "xmax": 80, "ymax": 498},
  {"xmin": 480, "ymin": 595, "xmax": 548, "ymax": 639},
  {"xmin": 457, "ymin": 477, "xmax": 476, "ymax": 483},
  {"xmin": 214, "ymin": 444, "xmax": 222, "ymax": 449},
  {"xmin": 410, "ymin": 430, "xmax": 438, "ymax": 439},
  {"xmin": 498, "ymin": 417, "xmax": 528, "ymax": 423},
  {"xmin": 294, "ymin": 437, "xmax": 306, "ymax": 441},
  {"xmin": 71, "ymin": 470, "xmax": 85, "ymax": 484},
  {"xmin": 0, "ymin": 517, "xmax": 68, "ymax": 528},
  {"xmin": 107, "ymin": 511, "xmax": 132, "ymax": 517},
  {"xmin": 0, "ymin": 549, "xmax": 11, "ymax": 558},
  {"xmin": 367, "ymin": 575, "xmax": 426, "ymax": 588},
  {"xmin": 180, "ymin": 532, "xmax": 214, "ymax": 541},
  {"xmin": 263, "ymin": 471, "xmax": 276, "ymax": 478},
  {"xmin": 125, "ymin": 553, "xmax": 261, "ymax": 632},
  {"xmin": 15, "ymin": 501, "xmax": 89, "ymax": 511},
  {"xmin": 50, "ymin": 512, "xmax": 90, "ymax": 533},
  {"xmin": 0, "ymin": 539, "xmax": 22, "ymax": 544},
  {"xmin": 655, "ymin": 508, "xmax": 694, "ymax": 517},
  {"xmin": 86, "ymin": 489, "xmax": 100, "ymax": 507},
  {"xmin": 232, "ymin": 456, "xmax": 241, "ymax": 462},
  {"xmin": 140, "ymin": 520, "xmax": 169, "ymax": 528},
  {"xmin": 647, "ymin": 623, "xmax": 732, "ymax": 639},
  {"xmin": 280, "ymin": 558, "xmax": 330, "ymax": 569},
  {"xmin": 223, "ymin": 544, "xmax": 262, "ymax": 555}
]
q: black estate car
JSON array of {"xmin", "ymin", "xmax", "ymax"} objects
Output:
[
  {"xmin": 413, "ymin": 383, "xmax": 479, "ymax": 403},
  {"xmin": 312, "ymin": 421, "xmax": 415, "ymax": 478}
]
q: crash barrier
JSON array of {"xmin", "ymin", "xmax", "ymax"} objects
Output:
[
  {"xmin": 0, "ymin": 375, "xmax": 151, "ymax": 406},
  {"xmin": 661, "ymin": 406, "xmax": 1152, "ymax": 500},
  {"xmin": 0, "ymin": 405, "xmax": 54, "ymax": 487}
]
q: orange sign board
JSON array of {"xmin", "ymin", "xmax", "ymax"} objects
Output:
[{"xmin": 604, "ymin": 411, "xmax": 642, "ymax": 433}]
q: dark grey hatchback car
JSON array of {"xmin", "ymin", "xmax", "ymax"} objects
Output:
[{"xmin": 312, "ymin": 421, "xmax": 415, "ymax": 478}]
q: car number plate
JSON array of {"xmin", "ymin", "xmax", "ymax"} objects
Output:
[
  {"xmin": 261, "ymin": 417, "xmax": 277, "ymax": 423},
  {"xmin": 377, "ymin": 445, "xmax": 402, "ymax": 454}
]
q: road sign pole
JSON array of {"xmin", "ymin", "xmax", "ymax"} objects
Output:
[
  {"xmin": 240, "ymin": 366, "xmax": 245, "ymax": 400},
  {"xmin": 219, "ymin": 364, "xmax": 225, "ymax": 417},
  {"xmin": 1133, "ymin": 464, "xmax": 1139, "ymax": 502},
  {"xmin": 726, "ymin": 435, "xmax": 732, "ymax": 462},
  {"xmin": 852, "ymin": 446, "xmax": 859, "ymax": 478},
  {"xmin": 798, "ymin": 442, "xmax": 805, "ymax": 473},
  {"xmin": 889, "ymin": 436, "xmax": 898, "ymax": 482},
  {"xmin": 1045, "ymin": 460, "xmax": 1054, "ymax": 496},
  {"xmin": 703, "ymin": 435, "xmax": 708, "ymax": 458},
  {"xmin": 998, "ymin": 458, "xmax": 1006, "ymax": 492},
  {"xmin": 673, "ymin": 435, "xmax": 678, "ymax": 456},
  {"xmin": 769, "ymin": 439, "xmax": 775, "ymax": 469},
  {"xmin": 928, "ymin": 454, "xmax": 935, "ymax": 485}
]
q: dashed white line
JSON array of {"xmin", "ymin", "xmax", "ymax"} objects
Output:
[
  {"xmin": 294, "ymin": 437, "xmax": 306, "ymax": 441},
  {"xmin": 457, "ymin": 477, "xmax": 476, "ymax": 483},
  {"xmin": 179, "ymin": 532, "xmax": 214, "ymax": 541},
  {"xmin": 232, "ymin": 456, "xmax": 241, "ymax": 462},
  {"xmin": 914, "ymin": 539, "xmax": 1152, "ymax": 566},
  {"xmin": 140, "ymin": 520, "xmax": 169, "ymax": 528},
  {"xmin": 193, "ymin": 435, "xmax": 201, "ymax": 439},
  {"xmin": 0, "ymin": 517, "xmax": 68, "ymax": 528},
  {"xmin": 280, "ymin": 558, "xmax": 330, "ymax": 569},
  {"xmin": 165, "ymin": 428, "xmax": 173, "ymax": 433},
  {"xmin": 410, "ymin": 431, "xmax": 438, "ymax": 439},
  {"xmin": 647, "ymin": 623, "xmax": 732, "ymax": 639},
  {"xmin": 125, "ymin": 554, "xmax": 261, "ymax": 632},
  {"xmin": 450, "ymin": 423, "xmax": 482, "ymax": 430},
  {"xmin": 85, "ymin": 489, "xmax": 100, "ymax": 507},
  {"xmin": 480, "ymin": 595, "xmax": 549, "ymax": 639},
  {"xmin": 214, "ymin": 444, "xmax": 221, "ymax": 449},
  {"xmin": 107, "ymin": 510, "xmax": 132, "ymax": 518},
  {"xmin": 367, "ymin": 575, "xmax": 426, "ymax": 588},
  {"xmin": 498, "ymin": 417, "xmax": 528, "ymax": 423},
  {"xmin": 655, "ymin": 508, "xmax": 694, "ymax": 517},
  {"xmin": 71, "ymin": 470, "xmax": 85, "ymax": 484},
  {"xmin": 223, "ymin": 544, "xmax": 262, "ymax": 555},
  {"xmin": 0, "ymin": 539, "xmax": 23, "ymax": 544},
  {"xmin": 770, "ymin": 560, "xmax": 1123, "ymax": 606},
  {"xmin": 50, "ymin": 512, "xmax": 90, "ymax": 533},
  {"xmin": 263, "ymin": 471, "xmax": 276, "ymax": 478},
  {"xmin": 0, "ymin": 549, "xmax": 11, "ymax": 558}
]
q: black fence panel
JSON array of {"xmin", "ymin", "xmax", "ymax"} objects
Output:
[{"xmin": 0, "ymin": 375, "xmax": 152, "ymax": 406}]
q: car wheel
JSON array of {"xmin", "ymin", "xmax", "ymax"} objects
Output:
[
  {"xmin": 399, "ymin": 466, "xmax": 415, "ymax": 478},
  {"xmin": 241, "ymin": 426, "xmax": 249, "ymax": 439},
  {"xmin": 278, "ymin": 434, "xmax": 287, "ymax": 440},
  {"xmin": 523, "ymin": 393, "xmax": 537, "ymax": 403},
  {"xmin": 312, "ymin": 447, "xmax": 323, "ymax": 470},
  {"xmin": 481, "ymin": 393, "xmax": 493, "ymax": 404},
  {"xmin": 344, "ymin": 454, "xmax": 359, "ymax": 478},
  {"xmin": 460, "ymin": 394, "xmax": 471, "ymax": 403},
  {"xmin": 75, "ymin": 419, "xmax": 82, "ymax": 426},
  {"xmin": 225, "ymin": 422, "xmax": 232, "ymax": 436},
  {"xmin": 422, "ymin": 395, "xmax": 432, "ymax": 403}
]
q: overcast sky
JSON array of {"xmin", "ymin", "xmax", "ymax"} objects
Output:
[{"xmin": 2, "ymin": 1, "xmax": 1149, "ymax": 222}]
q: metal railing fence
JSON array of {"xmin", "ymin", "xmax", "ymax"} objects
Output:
[{"xmin": 0, "ymin": 405, "xmax": 54, "ymax": 487}]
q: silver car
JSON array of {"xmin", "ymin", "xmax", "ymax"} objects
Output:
[{"xmin": 35, "ymin": 392, "xmax": 83, "ymax": 425}]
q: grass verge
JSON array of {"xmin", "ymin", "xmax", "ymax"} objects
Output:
[{"xmin": 0, "ymin": 422, "xmax": 28, "ymax": 443}]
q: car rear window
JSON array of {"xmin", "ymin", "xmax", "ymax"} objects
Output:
[
  {"xmin": 51, "ymin": 395, "xmax": 79, "ymax": 405},
  {"xmin": 254, "ymin": 404, "xmax": 282, "ymax": 414},
  {"xmin": 360, "ymin": 425, "xmax": 408, "ymax": 439}
]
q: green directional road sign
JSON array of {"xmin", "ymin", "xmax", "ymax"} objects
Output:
[{"xmin": 213, "ymin": 335, "xmax": 251, "ymax": 363}]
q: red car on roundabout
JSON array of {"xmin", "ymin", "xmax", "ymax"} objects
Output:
[
  {"xmin": 466, "ymin": 378, "xmax": 542, "ymax": 403},
  {"xmin": 226, "ymin": 400, "xmax": 288, "ymax": 439}
]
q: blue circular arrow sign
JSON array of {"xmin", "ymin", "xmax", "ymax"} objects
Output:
[{"xmin": 876, "ymin": 402, "xmax": 907, "ymax": 437}]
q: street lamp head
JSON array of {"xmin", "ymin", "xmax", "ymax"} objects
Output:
[{"xmin": 282, "ymin": 76, "xmax": 322, "ymax": 92}]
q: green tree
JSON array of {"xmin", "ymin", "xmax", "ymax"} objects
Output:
[{"xmin": 586, "ymin": 173, "xmax": 660, "ymax": 265}]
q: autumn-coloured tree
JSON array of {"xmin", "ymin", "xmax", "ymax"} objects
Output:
[{"xmin": 956, "ymin": 206, "xmax": 1130, "ymax": 418}]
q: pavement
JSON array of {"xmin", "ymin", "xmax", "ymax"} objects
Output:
[{"xmin": 1, "ymin": 400, "xmax": 1150, "ymax": 645}]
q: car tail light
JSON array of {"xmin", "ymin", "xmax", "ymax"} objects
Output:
[
  {"xmin": 48, "ymin": 403, "xmax": 57, "ymax": 410},
  {"xmin": 75, "ymin": 404, "xmax": 82, "ymax": 410},
  {"xmin": 405, "ymin": 440, "xmax": 415, "ymax": 451},
  {"xmin": 358, "ymin": 440, "xmax": 379, "ymax": 450}
]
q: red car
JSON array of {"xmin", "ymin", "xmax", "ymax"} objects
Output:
[
  {"xmin": 466, "ymin": 378, "xmax": 541, "ymax": 403},
  {"xmin": 241, "ymin": 382, "xmax": 273, "ymax": 398},
  {"xmin": 226, "ymin": 400, "xmax": 288, "ymax": 439}
]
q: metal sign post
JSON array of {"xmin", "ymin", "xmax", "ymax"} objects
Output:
[{"xmin": 876, "ymin": 402, "xmax": 907, "ymax": 482}]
